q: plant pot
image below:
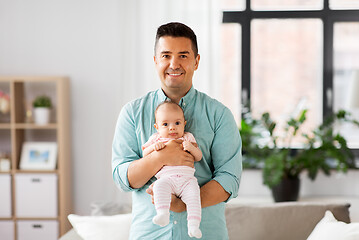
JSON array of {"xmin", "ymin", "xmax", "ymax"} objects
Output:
[
  {"xmin": 33, "ymin": 107, "xmax": 51, "ymax": 125},
  {"xmin": 271, "ymin": 177, "xmax": 300, "ymax": 202}
]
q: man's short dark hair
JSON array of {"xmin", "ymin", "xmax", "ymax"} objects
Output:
[{"xmin": 154, "ymin": 22, "xmax": 198, "ymax": 57}]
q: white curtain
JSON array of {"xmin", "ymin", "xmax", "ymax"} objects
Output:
[{"xmin": 117, "ymin": 0, "xmax": 222, "ymax": 102}]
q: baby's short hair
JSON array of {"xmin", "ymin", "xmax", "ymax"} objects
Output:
[{"xmin": 155, "ymin": 100, "xmax": 185, "ymax": 120}]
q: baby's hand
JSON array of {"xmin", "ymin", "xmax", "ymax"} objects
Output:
[
  {"xmin": 154, "ymin": 142, "xmax": 165, "ymax": 151},
  {"xmin": 182, "ymin": 141, "xmax": 193, "ymax": 152}
]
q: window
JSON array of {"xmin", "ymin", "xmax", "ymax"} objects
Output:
[
  {"xmin": 252, "ymin": 0, "xmax": 322, "ymax": 10},
  {"xmin": 330, "ymin": 0, "xmax": 359, "ymax": 10},
  {"xmin": 220, "ymin": 23, "xmax": 241, "ymax": 125},
  {"xmin": 251, "ymin": 19, "xmax": 322, "ymax": 145},
  {"xmin": 333, "ymin": 22, "xmax": 359, "ymax": 148},
  {"xmin": 222, "ymin": 0, "xmax": 359, "ymax": 150}
]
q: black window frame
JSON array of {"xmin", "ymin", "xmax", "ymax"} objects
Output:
[{"xmin": 223, "ymin": 0, "xmax": 359, "ymax": 155}]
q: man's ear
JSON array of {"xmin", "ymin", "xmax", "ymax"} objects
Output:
[
  {"xmin": 194, "ymin": 54, "xmax": 200, "ymax": 70},
  {"xmin": 154, "ymin": 55, "xmax": 157, "ymax": 64}
]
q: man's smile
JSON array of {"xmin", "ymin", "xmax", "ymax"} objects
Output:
[{"xmin": 167, "ymin": 73, "xmax": 183, "ymax": 77}]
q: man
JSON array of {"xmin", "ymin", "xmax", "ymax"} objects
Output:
[{"xmin": 112, "ymin": 22, "xmax": 242, "ymax": 239}]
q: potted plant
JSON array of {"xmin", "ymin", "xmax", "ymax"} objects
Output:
[
  {"xmin": 240, "ymin": 107, "xmax": 359, "ymax": 202},
  {"xmin": 32, "ymin": 95, "xmax": 52, "ymax": 125}
]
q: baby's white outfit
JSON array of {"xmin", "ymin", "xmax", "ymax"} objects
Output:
[{"xmin": 142, "ymin": 132, "xmax": 202, "ymax": 238}]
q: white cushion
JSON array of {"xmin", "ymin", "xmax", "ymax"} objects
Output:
[
  {"xmin": 68, "ymin": 213, "xmax": 132, "ymax": 240},
  {"xmin": 90, "ymin": 201, "xmax": 131, "ymax": 216},
  {"xmin": 307, "ymin": 210, "xmax": 359, "ymax": 240}
]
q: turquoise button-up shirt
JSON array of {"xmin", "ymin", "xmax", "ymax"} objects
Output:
[{"xmin": 112, "ymin": 86, "xmax": 242, "ymax": 240}]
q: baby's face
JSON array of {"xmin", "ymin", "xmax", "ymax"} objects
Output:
[{"xmin": 154, "ymin": 104, "xmax": 185, "ymax": 139}]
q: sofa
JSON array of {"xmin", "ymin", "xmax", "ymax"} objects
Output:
[{"xmin": 60, "ymin": 202, "xmax": 353, "ymax": 240}]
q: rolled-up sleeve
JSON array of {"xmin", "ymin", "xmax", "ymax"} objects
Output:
[
  {"xmin": 211, "ymin": 107, "xmax": 242, "ymax": 202},
  {"xmin": 112, "ymin": 103, "xmax": 140, "ymax": 192}
]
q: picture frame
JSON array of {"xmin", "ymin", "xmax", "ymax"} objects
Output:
[{"xmin": 20, "ymin": 142, "xmax": 58, "ymax": 170}]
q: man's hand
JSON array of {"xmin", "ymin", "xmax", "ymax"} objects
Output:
[
  {"xmin": 157, "ymin": 139, "xmax": 195, "ymax": 168},
  {"xmin": 146, "ymin": 183, "xmax": 186, "ymax": 213},
  {"xmin": 128, "ymin": 139, "xmax": 194, "ymax": 189},
  {"xmin": 182, "ymin": 140, "xmax": 194, "ymax": 152},
  {"xmin": 182, "ymin": 140, "xmax": 202, "ymax": 162},
  {"xmin": 154, "ymin": 142, "xmax": 165, "ymax": 151}
]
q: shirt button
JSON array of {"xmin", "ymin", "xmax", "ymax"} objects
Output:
[
  {"xmin": 183, "ymin": 102, "xmax": 186, "ymax": 106},
  {"xmin": 174, "ymin": 221, "xmax": 178, "ymax": 224}
]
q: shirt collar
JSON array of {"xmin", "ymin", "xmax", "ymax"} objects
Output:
[
  {"xmin": 157, "ymin": 88, "xmax": 168, "ymax": 103},
  {"xmin": 178, "ymin": 86, "xmax": 195, "ymax": 108},
  {"xmin": 156, "ymin": 86, "xmax": 196, "ymax": 108}
]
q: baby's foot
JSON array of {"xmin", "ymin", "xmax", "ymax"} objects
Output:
[
  {"xmin": 152, "ymin": 212, "xmax": 170, "ymax": 227},
  {"xmin": 188, "ymin": 226, "xmax": 202, "ymax": 239}
]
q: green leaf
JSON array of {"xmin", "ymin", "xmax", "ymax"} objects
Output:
[
  {"xmin": 33, "ymin": 95, "xmax": 52, "ymax": 108},
  {"xmin": 241, "ymin": 108, "xmax": 358, "ymax": 190}
]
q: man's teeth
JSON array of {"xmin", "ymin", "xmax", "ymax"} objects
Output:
[{"xmin": 169, "ymin": 73, "xmax": 181, "ymax": 76}]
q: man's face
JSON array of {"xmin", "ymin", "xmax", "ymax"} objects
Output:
[{"xmin": 154, "ymin": 36, "xmax": 200, "ymax": 95}]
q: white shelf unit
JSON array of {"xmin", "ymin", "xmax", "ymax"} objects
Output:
[{"xmin": 0, "ymin": 76, "xmax": 72, "ymax": 240}]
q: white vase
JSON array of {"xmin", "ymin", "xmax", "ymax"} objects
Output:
[{"xmin": 34, "ymin": 107, "xmax": 51, "ymax": 125}]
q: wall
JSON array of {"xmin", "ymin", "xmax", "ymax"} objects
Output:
[{"xmin": 0, "ymin": 0, "xmax": 134, "ymax": 214}]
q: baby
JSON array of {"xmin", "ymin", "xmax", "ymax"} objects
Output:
[{"xmin": 142, "ymin": 100, "xmax": 203, "ymax": 239}]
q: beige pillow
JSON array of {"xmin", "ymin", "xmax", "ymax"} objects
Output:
[{"xmin": 225, "ymin": 202, "xmax": 350, "ymax": 240}]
